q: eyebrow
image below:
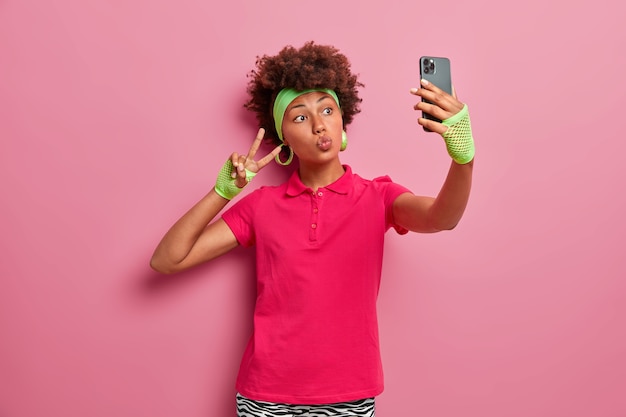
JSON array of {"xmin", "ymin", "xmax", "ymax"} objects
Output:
[{"xmin": 287, "ymin": 95, "xmax": 333, "ymax": 112}]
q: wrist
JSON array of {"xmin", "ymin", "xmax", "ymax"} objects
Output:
[
  {"xmin": 214, "ymin": 160, "xmax": 256, "ymax": 200},
  {"xmin": 442, "ymin": 104, "xmax": 475, "ymax": 164}
]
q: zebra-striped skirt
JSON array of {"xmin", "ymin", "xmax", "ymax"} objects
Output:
[{"xmin": 236, "ymin": 393, "xmax": 375, "ymax": 417}]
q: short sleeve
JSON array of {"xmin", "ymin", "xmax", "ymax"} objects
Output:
[
  {"xmin": 372, "ymin": 175, "xmax": 412, "ymax": 235},
  {"xmin": 221, "ymin": 190, "xmax": 260, "ymax": 247}
]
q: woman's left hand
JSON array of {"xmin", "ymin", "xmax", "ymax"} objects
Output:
[{"xmin": 411, "ymin": 79, "xmax": 464, "ymax": 134}]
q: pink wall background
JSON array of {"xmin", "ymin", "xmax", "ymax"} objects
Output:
[{"xmin": 1, "ymin": 0, "xmax": 624, "ymax": 416}]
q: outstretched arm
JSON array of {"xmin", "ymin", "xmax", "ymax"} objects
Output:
[
  {"xmin": 150, "ymin": 128, "xmax": 281, "ymax": 273},
  {"xmin": 393, "ymin": 79, "xmax": 474, "ymax": 233}
]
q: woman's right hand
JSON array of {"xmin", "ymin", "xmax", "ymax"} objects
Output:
[{"xmin": 230, "ymin": 128, "xmax": 282, "ymax": 188}]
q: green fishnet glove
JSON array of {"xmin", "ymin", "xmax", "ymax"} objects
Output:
[
  {"xmin": 214, "ymin": 159, "xmax": 256, "ymax": 200},
  {"xmin": 442, "ymin": 104, "xmax": 475, "ymax": 164}
]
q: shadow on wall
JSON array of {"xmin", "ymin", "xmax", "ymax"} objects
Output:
[{"xmin": 135, "ymin": 246, "xmax": 257, "ymax": 417}]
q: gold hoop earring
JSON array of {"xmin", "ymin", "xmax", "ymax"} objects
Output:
[{"xmin": 275, "ymin": 146, "xmax": 294, "ymax": 166}]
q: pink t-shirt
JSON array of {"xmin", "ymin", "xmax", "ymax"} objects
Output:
[{"xmin": 221, "ymin": 165, "xmax": 410, "ymax": 404}]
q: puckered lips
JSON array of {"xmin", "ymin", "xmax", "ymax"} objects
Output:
[{"xmin": 317, "ymin": 135, "xmax": 333, "ymax": 151}]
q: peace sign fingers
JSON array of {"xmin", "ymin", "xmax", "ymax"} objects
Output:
[
  {"xmin": 246, "ymin": 128, "xmax": 282, "ymax": 171},
  {"xmin": 230, "ymin": 128, "xmax": 282, "ymax": 188}
]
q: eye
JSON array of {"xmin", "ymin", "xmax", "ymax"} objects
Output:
[
  {"xmin": 322, "ymin": 107, "xmax": 333, "ymax": 115},
  {"xmin": 293, "ymin": 115, "xmax": 306, "ymax": 122}
]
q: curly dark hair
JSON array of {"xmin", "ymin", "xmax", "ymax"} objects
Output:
[{"xmin": 244, "ymin": 41, "xmax": 364, "ymax": 148}]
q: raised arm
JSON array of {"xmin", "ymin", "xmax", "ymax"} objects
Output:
[
  {"xmin": 393, "ymin": 79, "xmax": 474, "ymax": 233},
  {"xmin": 150, "ymin": 128, "xmax": 281, "ymax": 274}
]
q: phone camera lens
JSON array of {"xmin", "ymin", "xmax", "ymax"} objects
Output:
[{"xmin": 423, "ymin": 67, "xmax": 430, "ymax": 74}]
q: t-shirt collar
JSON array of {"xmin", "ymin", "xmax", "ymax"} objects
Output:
[{"xmin": 286, "ymin": 165, "xmax": 353, "ymax": 196}]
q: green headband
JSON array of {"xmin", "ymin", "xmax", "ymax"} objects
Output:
[{"xmin": 273, "ymin": 88, "xmax": 340, "ymax": 142}]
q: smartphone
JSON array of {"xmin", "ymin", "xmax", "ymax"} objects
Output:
[{"xmin": 419, "ymin": 56, "xmax": 452, "ymax": 129}]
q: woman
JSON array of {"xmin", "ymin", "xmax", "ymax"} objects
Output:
[{"xmin": 150, "ymin": 41, "xmax": 475, "ymax": 416}]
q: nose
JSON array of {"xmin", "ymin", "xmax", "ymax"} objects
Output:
[{"xmin": 312, "ymin": 115, "xmax": 326, "ymax": 135}]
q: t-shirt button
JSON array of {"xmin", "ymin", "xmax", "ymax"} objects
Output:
[
  {"xmin": 311, "ymin": 223, "xmax": 317, "ymax": 229},
  {"xmin": 317, "ymin": 192, "xmax": 323, "ymax": 197},
  {"xmin": 313, "ymin": 208, "xmax": 319, "ymax": 213}
]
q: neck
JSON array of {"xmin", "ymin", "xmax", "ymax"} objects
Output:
[{"xmin": 297, "ymin": 160, "xmax": 345, "ymax": 191}]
